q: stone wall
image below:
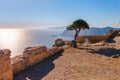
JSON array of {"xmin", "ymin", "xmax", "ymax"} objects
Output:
[
  {"xmin": 0, "ymin": 49, "xmax": 13, "ymax": 80},
  {"xmin": 23, "ymin": 46, "xmax": 47, "ymax": 67},
  {"xmin": 11, "ymin": 46, "xmax": 63, "ymax": 74},
  {"xmin": 0, "ymin": 46, "xmax": 63, "ymax": 79},
  {"xmin": 11, "ymin": 55, "xmax": 26, "ymax": 74},
  {"xmin": 76, "ymin": 30, "xmax": 120, "ymax": 43},
  {"xmin": 76, "ymin": 35, "xmax": 109, "ymax": 43}
]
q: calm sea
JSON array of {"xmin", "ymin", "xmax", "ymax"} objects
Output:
[{"xmin": 0, "ymin": 28, "xmax": 73, "ymax": 57}]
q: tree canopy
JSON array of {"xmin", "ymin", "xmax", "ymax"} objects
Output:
[
  {"xmin": 67, "ymin": 19, "xmax": 89, "ymax": 48},
  {"xmin": 67, "ymin": 19, "xmax": 89, "ymax": 31}
]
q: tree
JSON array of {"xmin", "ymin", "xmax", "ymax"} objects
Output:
[{"xmin": 67, "ymin": 19, "xmax": 89, "ymax": 48}]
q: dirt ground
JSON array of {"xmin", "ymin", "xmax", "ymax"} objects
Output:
[
  {"xmin": 14, "ymin": 32, "xmax": 120, "ymax": 80},
  {"xmin": 42, "ymin": 47, "xmax": 120, "ymax": 80},
  {"xmin": 14, "ymin": 44, "xmax": 120, "ymax": 80}
]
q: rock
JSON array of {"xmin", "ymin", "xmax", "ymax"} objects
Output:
[
  {"xmin": 64, "ymin": 40, "xmax": 72, "ymax": 45},
  {"xmin": 23, "ymin": 46, "xmax": 47, "ymax": 55},
  {"xmin": 55, "ymin": 39, "xmax": 63, "ymax": 44},
  {"xmin": 2, "ymin": 49, "xmax": 11, "ymax": 56},
  {"xmin": 11, "ymin": 55, "xmax": 26, "ymax": 74},
  {"xmin": 0, "ymin": 50, "xmax": 4, "ymax": 57},
  {"xmin": 53, "ymin": 39, "xmax": 65, "ymax": 47},
  {"xmin": 62, "ymin": 45, "xmax": 70, "ymax": 49},
  {"xmin": 111, "ymin": 55, "xmax": 118, "ymax": 58},
  {"xmin": 116, "ymin": 54, "xmax": 120, "ymax": 57},
  {"xmin": 0, "ymin": 49, "xmax": 13, "ymax": 80},
  {"xmin": 53, "ymin": 39, "xmax": 73, "ymax": 47},
  {"xmin": 26, "ymin": 77, "xmax": 32, "ymax": 80}
]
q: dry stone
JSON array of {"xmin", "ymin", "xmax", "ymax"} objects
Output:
[
  {"xmin": 11, "ymin": 46, "xmax": 63, "ymax": 75},
  {"xmin": 0, "ymin": 49, "xmax": 13, "ymax": 80},
  {"xmin": 11, "ymin": 55, "xmax": 26, "ymax": 74}
]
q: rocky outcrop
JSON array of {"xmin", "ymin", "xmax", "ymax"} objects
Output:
[
  {"xmin": 107, "ymin": 30, "xmax": 120, "ymax": 43},
  {"xmin": 53, "ymin": 39, "xmax": 72, "ymax": 47},
  {"xmin": 0, "ymin": 49, "xmax": 13, "ymax": 80},
  {"xmin": 53, "ymin": 39, "xmax": 65, "ymax": 47}
]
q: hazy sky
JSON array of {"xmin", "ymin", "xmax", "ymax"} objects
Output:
[{"xmin": 0, "ymin": 0, "xmax": 120, "ymax": 28}]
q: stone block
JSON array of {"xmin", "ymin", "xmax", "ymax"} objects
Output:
[
  {"xmin": 11, "ymin": 55, "xmax": 26, "ymax": 74},
  {"xmin": 0, "ymin": 49, "xmax": 13, "ymax": 80}
]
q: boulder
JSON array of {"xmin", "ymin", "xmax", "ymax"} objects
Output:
[{"xmin": 53, "ymin": 39, "xmax": 65, "ymax": 47}]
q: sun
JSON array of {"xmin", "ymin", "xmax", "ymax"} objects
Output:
[{"xmin": 0, "ymin": 29, "xmax": 21, "ymax": 48}]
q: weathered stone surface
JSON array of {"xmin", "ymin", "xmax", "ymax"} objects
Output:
[
  {"xmin": 53, "ymin": 39, "xmax": 65, "ymax": 47},
  {"xmin": 62, "ymin": 45, "xmax": 70, "ymax": 49},
  {"xmin": 0, "ymin": 70, "xmax": 13, "ymax": 80},
  {"xmin": 0, "ymin": 49, "xmax": 13, "ymax": 80},
  {"xmin": 64, "ymin": 40, "xmax": 72, "ymax": 45},
  {"xmin": 24, "ymin": 46, "xmax": 47, "ymax": 55},
  {"xmin": 48, "ymin": 47, "xmax": 63, "ymax": 55},
  {"xmin": 24, "ymin": 47, "xmax": 63, "ymax": 67},
  {"xmin": 23, "ymin": 46, "xmax": 47, "ymax": 67},
  {"xmin": 11, "ymin": 55, "xmax": 26, "ymax": 74},
  {"xmin": 53, "ymin": 39, "xmax": 72, "ymax": 47},
  {"xmin": 55, "ymin": 39, "xmax": 63, "ymax": 44},
  {"xmin": 28, "ymin": 52, "xmax": 49, "ymax": 66},
  {"xmin": 11, "ymin": 46, "xmax": 63, "ymax": 75},
  {"xmin": 0, "ymin": 45, "xmax": 64, "ymax": 80}
]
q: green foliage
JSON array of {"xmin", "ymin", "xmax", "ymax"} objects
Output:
[
  {"xmin": 67, "ymin": 19, "xmax": 89, "ymax": 31},
  {"xmin": 66, "ymin": 19, "xmax": 89, "ymax": 48}
]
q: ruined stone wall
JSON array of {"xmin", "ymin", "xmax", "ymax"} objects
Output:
[
  {"xmin": 0, "ymin": 45, "xmax": 63, "ymax": 80},
  {"xmin": 23, "ymin": 46, "xmax": 47, "ymax": 67},
  {"xmin": 76, "ymin": 30, "xmax": 120, "ymax": 43},
  {"xmin": 0, "ymin": 49, "xmax": 13, "ymax": 80},
  {"xmin": 11, "ymin": 46, "xmax": 63, "ymax": 74},
  {"xmin": 76, "ymin": 35, "xmax": 109, "ymax": 43}
]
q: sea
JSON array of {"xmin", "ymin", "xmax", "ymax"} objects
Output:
[{"xmin": 0, "ymin": 28, "xmax": 73, "ymax": 57}]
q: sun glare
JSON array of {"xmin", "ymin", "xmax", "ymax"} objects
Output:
[{"xmin": 0, "ymin": 29, "xmax": 21, "ymax": 48}]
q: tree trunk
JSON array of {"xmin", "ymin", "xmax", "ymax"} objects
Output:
[{"xmin": 73, "ymin": 31, "xmax": 78, "ymax": 48}]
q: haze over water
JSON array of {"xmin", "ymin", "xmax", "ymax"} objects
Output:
[
  {"xmin": 0, "ymin": 0, "xmax": 120, "ymax": 57},
  {"xmin": 0, "ymin": 28, "xmax": 72, "ymax": 57}
]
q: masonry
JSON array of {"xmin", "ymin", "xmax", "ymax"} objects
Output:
[
  {"xmin": 0, "ymin": 49, "xmax": 13, "ymax": 80},
  {"xmin": 0, "ymin": 46, "xmax": 63, "ymax": 80},
  {"xmin": 76, "ymin": 30, "xmax": 120, "ymax": 43}
]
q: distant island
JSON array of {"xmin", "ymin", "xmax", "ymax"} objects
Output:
[{"xmin": 60, "ymin": 26, "xmax": 120, "ymax": 36}]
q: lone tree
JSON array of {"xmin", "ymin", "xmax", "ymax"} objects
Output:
[{"xmin": 67, "ymin": 19, "xmax": 89, "ymax": 48}]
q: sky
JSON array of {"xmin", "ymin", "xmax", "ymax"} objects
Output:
[{"xmin": 0, "ymin": 0, "xmax": 120, "ymax": 28}]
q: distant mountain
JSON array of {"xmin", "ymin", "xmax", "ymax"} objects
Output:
[
  {"xmin": 48, "ymin": 26, "xmax": 66, "ymax": 30},
  {"xmin": 61, "ymin": 26, "xmax": 120, "ymax": 37},
  {"xmin": 47, "ymin": 26, "xmax": 66, "ymax": 32}
]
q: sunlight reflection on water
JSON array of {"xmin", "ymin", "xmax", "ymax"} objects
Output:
[
  {"xmin": 0, "ymin": 29, "xmax": 26, "ymax": 57},
  {"xmin": 0, "ymin": 28, "xmax": 73, "ymax": 57}
]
